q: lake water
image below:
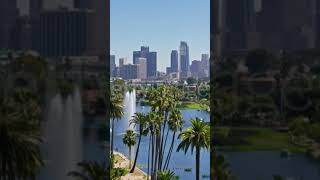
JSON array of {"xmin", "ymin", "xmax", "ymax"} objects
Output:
[
  {"xmin": 114, "ymin": 91, "xmax": 320, "ymax": 180},
  {"xmin": 114, "ymin": 90, "xmax": 210, "ymax": 179},
  {"xmin": 224, "ymin": 151, "xmax": 320, "ymax": 180}
]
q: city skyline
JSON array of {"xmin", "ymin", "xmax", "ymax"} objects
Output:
[
  {"xmin": 110, "ymin": 0, "xmax": 210, "ymax": 72},
  {"xmin": 111, "ymin": 43, "xmax": 209, "ymax": 72}
]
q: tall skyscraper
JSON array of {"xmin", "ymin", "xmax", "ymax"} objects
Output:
[
  {"xmin": 137, "ymin": 57, "xmax": 147, "ymax": 80},
  {"xmin": 133, "ymin": 46, "xmax": 157, "ymax": 78},
  {"xmin": 170, "ymin": 50, "xmax": 179, "ymax": 73},
  {"xmin": 119, "ymin": 58, "xmax": 126, "ymax": 67},
  {"xmin": 0, "ymin": 0, "xmax": 18, "ymax": 49},
  {"xmin": 86, "ymin": 0, "xmax": 108, "ymax": 58},
  {"xmin": 133, "ymin": 46, "xmax": 149, "ymax": 64},
  {"xmin": 39, "ymin": 9, "xmax": 90, "ymax": 57},
  {"xmin": 190, "ymin": 60, "xmax": 202, "ymax": 78},
  {"xmin": 201, "ymin": 54, "xmax": 210, "ymax": 78},
  {"xmin": 147, "ymin": 51, "xmax": 157, "ymax": 78},
  {"xmin": 110, "ymin": 55, "xmax": 116, "ymax": 77},
  {"xmin": 179, "ymin": 41, "xmax": 189, "ymax": 79}
]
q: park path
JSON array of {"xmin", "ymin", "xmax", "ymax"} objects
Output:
[{"xmin": 114, "ymin": 151, "xmax": 148, "ymax": 180}]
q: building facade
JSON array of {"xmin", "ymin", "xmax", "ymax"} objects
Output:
[
  {"xmin": 171, "ymin": 50, "xmax": 179, "ymax": 73},
  {"xmin": 179, "ymin": 41, "xmax": 190, "ymax": 79}
]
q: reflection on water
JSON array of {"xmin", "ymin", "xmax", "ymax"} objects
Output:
[{"xmin": 39, "ymin": 88, "xmax": 83, "ymax": 180}]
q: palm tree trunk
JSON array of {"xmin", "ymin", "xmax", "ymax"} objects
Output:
[
  {"xmin": 111, "ymin": 118, "xmax": 115, "ymax": 156},
  {"xmin": 154, "ymin": 134, "xmax": 160, "ymax": 180},
  {"xmin": 129, "ymin": 146, "xmax": 132, "ymax": 169},
  {"xmin": 147, "ymin": 135, "xmax": 151, "ymax": 180},
  {"xmin": 130, "ymin": 132, "xmax": 142, "ymax": 173},
  {"xmin": 164, "ymin": 131, "xmax": 176, "ymax": 169},
  {"xmin": 161, "ymin": 127, "xmax": 170, "ymax": 170},
  {"xmin": 159, "ymin": 112, "xmax": 168, "ymax": 168},
  {"xmin": 151, "ymin": 133, "xmax": 155, "ymax": 179},
  {"xmin": 196, "ymin": 147, "xmax": 200, "ymax": 180}
]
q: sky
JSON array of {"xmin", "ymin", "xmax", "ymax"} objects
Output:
[{"xmin": 110, "ymin": 0, "xmax": 210, "ymax": 72}]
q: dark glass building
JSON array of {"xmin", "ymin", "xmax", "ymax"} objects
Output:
[
  {"xmin": 179, "ymin": 41, "xmax": 189, "ymax": 79},
  {"xmin": 39, "ymin": 9, "xmax": 90, "ymax": 57},
  {"xmin": 147, "ymin": 51, "xmax": 157, "ymax": 78},
  {"xmin": 170, "ymin": 50, "xmax": 179, "ymax": 73}
]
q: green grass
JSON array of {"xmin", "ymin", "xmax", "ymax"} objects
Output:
[
  {"xmin": 217, "ymin": 127, "xmax": 307, "ymax": 153},
  {"xmin": 177, "ymin": 101, "xmax": 206, "ymax": 111},
  {"xmin": 140, "ymin": 100, "xmax": 207, "ymax": 111}
]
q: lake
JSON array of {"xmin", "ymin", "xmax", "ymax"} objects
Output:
[{"xmin": 114, "ymin": 90, "xmax": 320, "ymax": 180}]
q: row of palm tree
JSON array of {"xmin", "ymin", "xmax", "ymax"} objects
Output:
[{"xmin": 112, "ymin": 85, "xmax": 210, "ymax": 180}]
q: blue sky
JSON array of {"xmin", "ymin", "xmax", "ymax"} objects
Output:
[{"xmin": 110, "ymin": 0, "xmax": 210, "ymax": 72}]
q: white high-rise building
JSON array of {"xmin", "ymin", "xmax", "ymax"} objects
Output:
[{"xmin": 136, "ymin": 57, "xmax": 147, "ymax": 80}]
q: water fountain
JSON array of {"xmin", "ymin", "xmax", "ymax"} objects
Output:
[
  {"xmin": 39, "ymin": 87, "xmax": 83, "ymax": 180},
  {"xmin": 123, "ymin": 89, "xmax": 137, "ymax": 131}
]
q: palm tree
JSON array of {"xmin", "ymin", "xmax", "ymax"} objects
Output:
[
  {"xmin": 163, "ymin": 109, "xmax": 183, "ymax": 170},
  {"xmin": 0, "ymin": 94, "xmax": 43, "ymax": 179},
  {"xmin": 123, "ymin": 129, "xmax": 137, "ymax": 169},
  {"xmin": 211, "ymin": 151, "xmax": 234, "ymax": 180},
  {"xmin": 110, "ymin": 95, "xmax": 124, "ymax": 156},
  {"xmin": 157, "ymin": 170, "xmax": 176, "ymax": 180},
  {"xmin": 130, "ymin": 113, "xmax": 148, "ymax": 173},
  {"xmin": 177, "ymin": 118, "xmax": 210, "ymax": 180},
  {"xmin": 68, "ymin": 161, "xmax": 108, "ymax": 180}
]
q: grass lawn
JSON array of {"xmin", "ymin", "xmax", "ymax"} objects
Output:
[
  {"xmin": 141, "ymin": 100, "xmax": 208, "ymax": 111},
  {"xmin": 177, "ymin": 101, "xmax": 207, "ymax": 111},
  {"xmin": 217, "ymin": 127, "xmax": 307, "ymax": 153}
]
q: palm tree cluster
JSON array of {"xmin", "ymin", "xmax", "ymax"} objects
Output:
[
  {"xmin": 110, "ymin": 94, "xmax": 124, "ymax": 156},
  {"xmin": 109, "ymin": 84, "xmax": 211, "ymax": 180},
  {"xmin": 127, "ymin": 86, "xmax": 210, "ymax": 180},
  {"xmin": 0, "ymin": 89, "xmax": 44, "ymax": 179}
]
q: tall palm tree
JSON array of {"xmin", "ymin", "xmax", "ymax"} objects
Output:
[
  {"xmin": 130, "ymin": 113, "xmax": 148, "ymax": 173},
  {"xmin": 0, "ymin": 94, "xmax": 43, "ymax": 179},
  {"xmin": 110, "ymin": 95, "xmax": 124, "ymax": 156},
  {"xmin": 163, "ymin": 109, "xmax": 183, "ymax": 170},
  {"xmin": 123, "ymin": 130, "xmax": 136, "ymax": 169},
  {"xmin": 211, "ymin": 151, "xmax": 234, "ymax": 180},
  {"xmin": 68, "ymin": 161, "xmax": 108, "ymax": 180},
  {"xmin": 157, "ymin": 170, "xmax": 176, "ymax": 180},
  {"xmin": 177, "ymin": 118, "xmax": 210, "ymax": 180}
]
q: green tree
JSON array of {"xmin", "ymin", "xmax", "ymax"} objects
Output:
[
  {"xmin": 212, "ymin": 151, "xmax": 234, "ymax": 180},
  {"xmin": 157, "ymin": 170, "xmax": 177, "ymax": 180},
  {"xmin": 0, "ymin": 93, "xmax": 43, "ymax": 179},
  {"xmin": 130, "ymin": 113, "xmax": 148, "ymax": 173},
  {"xmin": 187, "ymin": 77, "xmax": 197, "ymax": 85},
  {"xmin": 163, "ymin": 109, "xmax": 183, "ymax": 169},
  {"xmin": 123, "ymin": 130, "xmax": 137, "ymax": 169},
  {"xmin": 177, "ymin": 118, "xmax": 210, "ymax": 180},
  {"xmin": 110, "ymin": 96, "xmax": 124, "ymax": 156}
]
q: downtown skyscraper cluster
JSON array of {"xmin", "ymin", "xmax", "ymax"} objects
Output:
[
  {"xmin": 110, "ymin": 46, "xmax": 157, "ymax": 80},
  {"xmin": 111, "ymin": 42, "xmax": 209, "ymax": 81},
  {"xmin": 167, "ymin": 42, "xmax": 209, "ymax": 80}
]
